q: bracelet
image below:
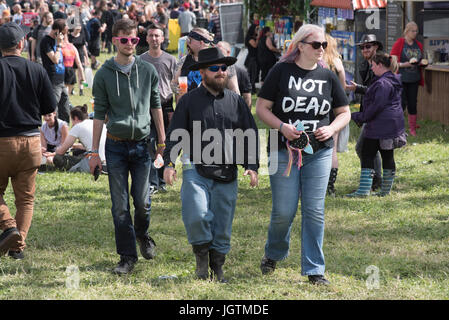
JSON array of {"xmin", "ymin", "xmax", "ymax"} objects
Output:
[
  {"xmin": 85, "ymin": 153, "xmax": 100, "ymax": 158},
  {"xmin": 166, "ymin": 162, "xmax": 174, "ymax": 168},
  {"xmin": 89, "ymin": 149, "xmax": 99, "ymax": 154},
  {"xmin": 279, "ymin": 122, "xmax": 284, "ymax": 132},
  {"xmin": 157, "ymin": 143, "xmax": 166, "ymax": 147}
]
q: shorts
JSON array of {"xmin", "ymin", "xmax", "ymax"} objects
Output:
[
  {"xmin": 64, "ymin": 67, "xmax": 77, "ymax": 85},
  {"xmin": 88, "ymin": 41, "xmax": 100, "ymax": 57}
]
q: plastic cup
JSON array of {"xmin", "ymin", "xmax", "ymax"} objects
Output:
[{"xmin": 178, "ymin": 76, "xmax": 188, "ymax": 94}]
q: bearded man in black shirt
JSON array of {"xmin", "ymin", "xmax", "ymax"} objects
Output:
[{"xmin": 163, "ymin": 47, "xmax": 259, "ymax": 283}]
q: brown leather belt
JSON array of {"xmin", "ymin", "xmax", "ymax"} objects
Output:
[{"xmin": 107, "ymin": 132, "xmax": 134, "ymax": 142}]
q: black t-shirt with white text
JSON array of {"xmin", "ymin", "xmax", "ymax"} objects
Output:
[{"xmin": 258, "ymin": 62, "xmax": 348, "ymax": 151}]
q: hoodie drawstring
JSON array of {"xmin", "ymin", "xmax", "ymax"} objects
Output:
[
  {"xmin": 136, "ymin": 64, "xmax": 139, "ymax": 89},
  {"xmin": 116, "ymin": 71, "xmax": 120, "ymax": 97}
]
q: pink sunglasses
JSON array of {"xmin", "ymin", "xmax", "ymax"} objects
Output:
[{"xmin": 113, "ymin": 37, "xmax": 140, "ymax": 45}]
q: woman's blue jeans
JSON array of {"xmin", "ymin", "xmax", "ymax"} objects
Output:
[
  {"xmin": 180, "ymin": 165, "xmax": 238, "ymax": 255},
  {"xmin": 264, "ymin": 147, "xmax": 332, "ymax": 276},
  {"xmin": 105, "ymin": 137, "xmax": 151, "ymax": 259}
]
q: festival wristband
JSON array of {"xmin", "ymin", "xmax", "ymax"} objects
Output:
[
  {"xmin": 279, "ymin": 122, "xmax": 284, "ymax": 132},
  {"xmin": 157, "ymin": 143, "xmax": 166, "ymax": 148}
]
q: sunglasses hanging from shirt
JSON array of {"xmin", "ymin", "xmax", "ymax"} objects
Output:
[{"xmin": 284, "ymin": 121, "xmax": 314, "ymax": 177}]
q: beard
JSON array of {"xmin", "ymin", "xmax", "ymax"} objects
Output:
[{"xmin": 203, "ymin": 72, "xmax": 228, "ymax": 93}]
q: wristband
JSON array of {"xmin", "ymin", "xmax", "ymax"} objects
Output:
[
  {"xmin": 279, "ymin": 122, "xmax": 284, "ymax": 132},
  {"xmin": 166, "ymin": 162, "xmax": 174, "ymax": 168},
  {"xmin": 86, "ymin": 153, "xmax": 100, "ymax": 158},
  {"xmin": 157, "ymin": 143, "xmax": 166, "ymax": 147}
]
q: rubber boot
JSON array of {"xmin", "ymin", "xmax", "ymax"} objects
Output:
[
  {"xmin": 209, "ymin": 249, "xmax": 228, "ymax": 283},
  {"xmin": 408, "ymin": 114, "xmax": 417, "ymax": 136},
  {"xmin": 346, "ymin": 168, "xmax": 374, "ymax": 197},
  {"xmin": 327, "ymin": 168, "xmax": 338, "ymax": 197},
  {"xmin": 192, "ymin": 242, "xmax": 211, "ymax": 280},
  {"xmin": 376, "ymin": 169, "xmax": 395, "ymax": 197}
]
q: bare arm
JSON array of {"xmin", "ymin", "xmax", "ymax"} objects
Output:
[
  {"xmin": 243, "ymin": 92, "xmax": 252, "ymax": 109},
  {"xmin": 56, "ymin": 135, "xmax": 77, "ymax": 155},
  {"xmin": 255, "ymin": 97, "xmax": 301, "ymax": 142},
  {"xmin": 88, "ymin": 119, "xmax": 105, "ymax": 173},
  {"xmin": 227, "ymin": 74, "xmax": 240, "ymax": 95},
  {"xmin": 150, "ymin": 108, "xmax": 166, "ymax": 156},
  {"xmin": 314, "ymin": 105, "xmax": 351, "ymax": 142}
]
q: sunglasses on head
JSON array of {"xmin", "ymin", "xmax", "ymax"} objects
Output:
[
  {"xmin": 360, "ymin": 44, "xmax": 373, "ymax": 50},
  {"xmin": 301, "ymin": 41, "xmax": 328, "ymax": 49},
  {"xmin": 188, "ymin": 31, "xmax": 212, "ymax": 44},
  {"xmin": 113, "ymin": 37, "xmax": 140, "ymax": 45},
  {"xmin": 207, "ymin": 65, "xmax": 227, "ymax": 72}
]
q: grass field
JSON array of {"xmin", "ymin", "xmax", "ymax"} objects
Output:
[{"xmin": 1, "ymin": 52, "xmax": 449, "ymax": 300}]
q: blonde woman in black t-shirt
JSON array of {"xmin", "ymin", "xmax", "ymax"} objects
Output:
[{"xmin": 256, "ymin": 24, "xmax": 350, "ymax": 286}]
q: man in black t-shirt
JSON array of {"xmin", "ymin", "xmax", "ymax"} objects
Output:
[
  {"xmin": 0, "ymin": 22, "xmax": 56, "ymax": 259},
  {"xmin": 87, "ymin": 10, "xmax": 106, "ymax": 69},
  {"xmin": 40, "ymin": 18, "xmax": 71, "ymax": 124}
]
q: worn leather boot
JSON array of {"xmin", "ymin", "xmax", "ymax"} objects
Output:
[
  {"xmin": 192, "ymin": 242, "xmax": 211, "ymax": 280},
  {"xmin": 209, "ymin": 249, "xmax": 227, "ymax": 283}
]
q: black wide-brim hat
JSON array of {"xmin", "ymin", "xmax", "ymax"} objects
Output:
[
  {"xmin": 356, "ymin": 34, "xmax": 383, "ymax": 51},
  {"xmin": 189, "ymin": 47, "xmax": 237, "ymax": 71}
]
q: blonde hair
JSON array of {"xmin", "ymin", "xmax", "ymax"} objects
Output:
[
  {"xmin": 323, "ymin": 34, "xmax": 341, "ymax": 72},
  {"xmin": 403, "ymin": 21, "xmax": 418, "ymax": 37},
  {"xmin": 280, "ymin": 24, "xmax": 324, "ymax": 63}
]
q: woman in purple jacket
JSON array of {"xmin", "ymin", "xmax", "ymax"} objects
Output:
[{"xmin": 347, "ymin": 51, "xmax": 406, "ymax": 197}]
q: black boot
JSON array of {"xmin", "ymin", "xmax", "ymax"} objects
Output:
[
  {"xmin": 192, "ymin": 242, "xmax": 211, "ymax": 280},
  {"xmin": 327, "ymin": 168, "xmax": 338, "ymax": 196},
  {"xmin": 371, "ymin": 174, "xmax": 382, "ymax": 191},
  {"xmin": 209, "ymin": 249, "xmax": 227, "ymax": 283}
]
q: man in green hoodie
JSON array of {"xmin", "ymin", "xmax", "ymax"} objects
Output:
[{"xmin": 89, "ymin": 18, "xmax": 166, "ymax": 275}]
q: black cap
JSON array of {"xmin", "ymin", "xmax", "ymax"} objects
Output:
[
  {"xmin": 189, "ymin": 47, "xmax": 237, "ymax": 71},
  {"xmin": 0, "ymin": 22, "xmax": 25, "ymax": 50}
]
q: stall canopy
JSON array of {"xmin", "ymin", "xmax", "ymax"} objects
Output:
[
  {"xmin": 310, "ymin": 0, "xmax": 353, "ymax": 10},
  {"xmin": 311, "ymin": 0, "xmax": 388, "ymax": 10},
  {"xmin": 352, "ymin": 0, "xmax": 387, "ymax": 9}
]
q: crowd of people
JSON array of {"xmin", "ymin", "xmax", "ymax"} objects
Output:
[{"xmin": 1, "ymin": 0, "xmax": 426, "ymax": 285}]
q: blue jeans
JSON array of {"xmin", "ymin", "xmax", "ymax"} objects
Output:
[
  {"xmin": 105, "ymin": 137, "xmax": 151, "ymax": 259},
  {"xmin": 180, "ymin": 165, "xmax": 238, "ymax": 255},
  {"xmin": 264, "ymin": 147, "xmax": 332, "ymax": 275}
]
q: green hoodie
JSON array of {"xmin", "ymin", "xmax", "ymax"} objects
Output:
[{"xmin": 92, "ymin": 56, "xmax": 161, "ymax": 141}]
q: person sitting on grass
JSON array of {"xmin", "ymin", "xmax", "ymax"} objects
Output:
[
  {"xmin": 53, "ymin": 105, "xmax": 107, "ymax": 173},
  {"xmin": 40, "ymin": 110, "xmax": 68, "ymax": 166}
]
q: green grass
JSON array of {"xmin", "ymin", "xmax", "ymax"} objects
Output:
[{"xmin": 2, "ymin": 53, "xmax": 449, "ymax": 300}]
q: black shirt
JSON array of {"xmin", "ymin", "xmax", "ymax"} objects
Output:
[
  {"xmin": 258, "ymin": 62, "xmax": 348, "ymax": 151},
  {"xmin": 40, "ymin": 35, "xmax": 65, "ymax": 84},
  {"xmin": 0, "ymin": 56, "xmax": 56, "ymax": 137},
  {"xmin": 236, "ymin": 65, "xmax": 252, "ymax": 94},
  {"xmin": 164, "ymin": 85, "xmax": 259, "ymax": 171}
]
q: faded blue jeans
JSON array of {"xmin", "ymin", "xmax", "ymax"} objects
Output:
[
  {"xmin": 180, "ymin": 164, "xmax": 238, "ymax": 255},
  {"xmin": 105, "ymin": 137, "xmax": 151, "ymax": 259},
  {"xmin": 264, "ymin": 147, "xmax": 332, "ymax": 276}
]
